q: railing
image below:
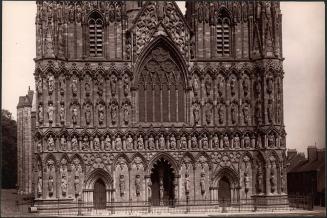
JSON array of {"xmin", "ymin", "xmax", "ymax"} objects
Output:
[{"xmin": 33, "ymin": 196, "xmax": 314, "ymax": 216}]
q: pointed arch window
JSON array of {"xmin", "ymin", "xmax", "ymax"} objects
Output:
[
  {"xmin": 88, "ymin": 12, "xmax": 103, "ymax": 57},
  {"xmin": 216, "ymin": 10, "xmax": 231, "ymax": 57}
]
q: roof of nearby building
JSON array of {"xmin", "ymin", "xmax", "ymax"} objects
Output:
[
  {"xmin": 17, "ymin": 88, "xmax": 34, "ymax": 109},
  {"xmin": 288, "ymin": 148, "xmax": 325, "ymax": 173}
]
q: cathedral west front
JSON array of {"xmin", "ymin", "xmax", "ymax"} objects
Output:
[{"xmin": 17, "ymin": 1, "xmax": 288, "ymax": 213}]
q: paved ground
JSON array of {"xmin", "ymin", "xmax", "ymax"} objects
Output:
[{"xmin": 1, "ymin": 189, "xmax": 325, "ymax": 217}]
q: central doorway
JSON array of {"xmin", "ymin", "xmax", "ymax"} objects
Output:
[
  {"xmin": 218, "ymin": 176, "xmax": 231, "ymax": 206},
  {"xmin": 150, "ymin": 158, "xmax": 175, "ymax": 206},
  {"xmin": 93, "ymin": 179, "xmax": 106, "ymax": 209}
]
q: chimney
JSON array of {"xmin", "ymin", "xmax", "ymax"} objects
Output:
[{"xmin": 307, "ymin": 146, "xmax": 317, "ymax": 162}]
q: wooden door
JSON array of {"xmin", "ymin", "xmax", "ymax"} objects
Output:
[
  {"xmin": 94, "ymin": 179, "xmax": 106, "ymax": 209},
  {"xmin": 218, "ymin": 177, "xmax": 231, "ymax": 205}
]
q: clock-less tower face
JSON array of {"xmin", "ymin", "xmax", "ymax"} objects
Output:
[{"xmin": 22, "ymin": 1, "xmax": 287, "ymax": 212}]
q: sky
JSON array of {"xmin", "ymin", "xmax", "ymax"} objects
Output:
[{"xmin": 2, "ymin": 2, "xmax": 325, "ymax": 154}]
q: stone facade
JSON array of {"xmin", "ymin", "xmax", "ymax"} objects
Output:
[{"xmin": 19, "ymin": 1, "xmax": 287, "ymax": 209}]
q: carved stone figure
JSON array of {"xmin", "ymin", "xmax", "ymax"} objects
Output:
[
  {"xmin": 123, "ymin": 75, "xmax": 130, "ymax": 96},
  {"xmin": 110, "ymin": 103, "xmax": 118, "ymax": 124},
  {"xmin": 72, "ymin": 106, "xmax": 78, "ymax": 124},
  {"xmin": 205, "ymin": 78, "xmax": 211, "ymax": 96},
  {"xmin": 37, "ymin": 175, "xmax": 42, "ymax": 197},
  {"xmin": 270, "ymin": 170, "xmax": 276, "ymax": 194},
  {"xmin": 213, "ymin": 134, "xmax": 219, "ymax": 149},
  {"xmin": 267, "ymin": 98, "xmax": 274, "ymax": 123},
  {"xmin": 98, "ymin": 104, "xmax": 105, "ymax": 124},
  {"xmin": 93, "ymin": 136, "xmax": 100, "ymax": 151},
  {"xmin": 110, "ymin": 75, "xmax": 117, "ymax": 96},
  {"xmin": 180, "ymin": 135, "xmax": 188, "ymax": 150},
  {"xmin": 71, "ymin": 78, "xmax": 78, "ymax": 96},
  {"xmin": 233, "ymin": 134, "xmax": 240, "ymax": 148},
  {"xmin": 48, "ymin": 175, "xmax": 54, "ymax": 197},
  {"xmin": 38, "ymin": 104, "xmax": 44, "ymax": 123},
  {"xmin": 60, "ymin": 135, "xmax": 67, "ymax": 151},
  {"xmin": 218, "ymin": 104, "xmax": 225, "ymax": 124},
  {"xmin": 135, "ymin": 175, "xmax": 141, "ymax": 196},
  {"xmin": 74, "ymin": 171, "xmax": 80, "ymax": 197},
  {"xmin": 184, "ymin": 173, "xmax": 190, "ymax": 195},
  {"xmin": 255, "ymin": 101, "xmax": 262, "ymax": 124},
  {"xmin": 202, "ymin": 134, "xmax": 209, "ymax": 149},
  {"xmin": 257, "ymin": 167, "xmax": 264, "ymax": 194},
  {"xmin": 243, "ymin": 104, "xmax": 250, "ymax": 125},
  {"xmin": 192, "ymin": 76, "xmax": 200, "ymax": 96},
  {"xmin": 82, "ymin": 136, "xmax": 89, "ymax": 151},
  {"xmin": 217, "ymin": 78, "xmax": 224, "ymax": 97},
  {"xmin": 59, "ymin": 77, "xmax": 65, "ymax": 95},
  {"xmin": 159, "ymin": 134, "xmax": 165, "ymax": 149},
  {"xmin": 230, "ymin": 77, "xmax": 236, "ymax": 96},
  {"xmin": 244, "ymin": 171, "xmax": 250, "ymax": 193},
  {"xmin": 200, "ymin": 171, "xmax": 206, "ymax": 196},
  {"xmin": 59, "ymin": 104, "xmax": 65, "ymax": 123},
  {"xmin": 123, "ymin": 103, "xmax": 130, "ymax": 125},
  {"xmin": 147, "ymin": 180, "xmax": 152, "ymax": 200},
  {"xmin": 115, "ymin": 136, "xmax": 122, "ymax": 151},
  {"xmin": 191, "ymin": 135, "xmax": 198, "ymax": 149},
  {"xmin": 267, "ymin": 77, "xmax": 273, "ymax": 94},
  {"xmin": 125, "ymin": 135, "xmax": 133, "ymax": 150},
  {"xmin": 244, "ymin": 135, "xmax": 251, "ymax": 148},
  {"xmin": 148, "ymin": 135, "xmax": 155, "ymax": 150},
  {"xmin": 71, "ymin": 136, "xmax": 78, "ymax": 151},
  {"xmin": 48, "ymin": 75, "xmax": 55, "ymax": 94},
  {"xmin": 47, "ymin": 103, "xmax": 54, "ymax": 123},
  {"xmin": 61, "ymin": 174, "xmax": 68, "ymax": 197},
  {"xmin": 170, "ymin": 135, "xmax": 176, "ymax": 150},
  {"xmin": 193, "ymin": 103, "xmax": 200, "ymax": 124},
  {"xmin": 85, "ymin": 82, "xmax": 91, "ymax": 97},
  {"xmin": 159, "ymin": 178, "xmax": 164, "ymax": 201},
  {"xmin": 37, "ymin": 140, "xmax": 42, "ymax": 152},
  {"xmin": 104, "ymin": 135, "xmax": 111, "ymax": 151},
  {"xmin": 242, "ymin": 77, "xmax": 249, "ymax": 97},
  {"xmin": 137, "ymin": 135, "xmax": 144, "ymax": 150},
  {"xmin": 119, "ymin": 175, "xmax": 125, "ymax": 196},
  {"xmin": 223, "ymin": 135, "xmax": 229, "ymax": 148},
  {"xmin": 205, "ymin": 104, "xmax": 212, "ymax": 125},
  {"xmin": 231, "ymin": 104, "xmax": 238, "ymax": 124},
  {"xmin": 85, "ymin": 104, "xmax": 92, "ymax": 125},
  {"xmin": 37, "ymin": 78, "xmax": 43, "ymax": 95},
  {"xmin": 48, "ymin": 135, "xmax": 55, "ymax": 151}
]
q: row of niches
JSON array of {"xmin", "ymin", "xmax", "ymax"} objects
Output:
[{"xmin": 35, "ymin": 132, "xmax": 285, "ymax": 153}]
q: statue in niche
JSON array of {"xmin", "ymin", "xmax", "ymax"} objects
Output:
[
  {"xmin": 159, "ymin": 178, "xmax": 164, "ymax": 201},
  {"xmin": 135, "ymin": 175, "xmax": 141, "ymax": 196},
  {"xmin": 159, "ymin": 134, "xmax": 165, "ymax": 150},
  {"xmin": 170, "ymin": 135, "xmax": 176, "ymax": 150},
  {"xmin": 230, "ymin": 77, "xmax": 236, "ymax": 96},
  {"xmin": 61, "ymin": 174, "xmax": 68, "ymax": 197},
  {"xmin": 243, "ymin": 104, "xmax": 250, "ymax": 125},
  {"xmin": 147, "ymin": 180, "xmax": 152, "ymax": 200},
  {"xmin": 231, "ymin": 104, "xmax": 238, "ymax": 124},
  {"xmin": 205, "ymin": 104, "xmax": 212, "ymax": 125},
  {"xmin": 122, "ymin": 103, "xmax": 130, "ymax": 125},
  {"xmin": 223, "ymin": 134, "xmax": 229, "ymax": 148},
  {"xmin": 74, "ymin": 171, "xmax": 80, "ymax": 197},
  {"xmin": 202, "ymin": 135, "xmax": 209, "ymax": 149},
  {"xmin": 115, "ymin": 136, "xmax": 122, "ymax": 151},
  {"xmin": 71, "ymin": 136, "xmax": 78, "ymax": 151},
  {"xmin": 38, "ymin": 104, "xmax": 44, "ymax": 123},
  {"xmin": 37, "ymin": 78, "xmax": 43, "ymax": 95},
  {"xmin": 242, "ymin": 77, "xmax": 249, "ymax": 97},
  {"xmin": 212, "ymin": 134, "xmax": 219, "ymax": 149},
  {"xmin": 218, "ymin": 104, "xmax": 225, "ymax": 125},
  {"xmin": 255, "ymin": 80, "xmax": 261, "ymax": 97},
  {"xmin": 119, "ymin": 175, "xmax": 125, "ymax": 197},
  {"xmin": 104, "ymin": 135, "xmax": 111, "ymax": 151},
  {"xmin": 59, "ymin": 104, "xmax": 65, "ymax": 123},
  {"xmin": 48, "ymin": 135, "xmax": 55, "ymax": 151},
  {"xmin": 148, "ymin": 135, "xmax": 155, "ymax": 150},
  {"xmin": 192, "ymin": 76, "xmax": 200, "ymax": 96},
  {"xmin": 82, "ymin": 136, "xmax": 89, "ymax": 151},
  {"xmin": 110, "ymin": 103, "xmax": 118, "ymax": 125},
  {"xmin": 48, "ymin": 175, "xmax": 54, "ymax": 197},
  {"xmin": 71, "ymin": 78, "xmax": 78, "ymax": 96},
  {"xmin": 200, "ymin": 171, "xmax": 206, "ymax": 196},
  {"xmin": 59, "ymin": 77, "xmax": 65, "ymax": 95},
  {"xmin": 123, "ymin": 75, "xmax": 130, "ymax": 97},
  {"xmin": 193, "ymin": 103, "xmax": 200, "ymax": 124},
  {"xmin": 48, "ymin": 74, "xmax": 55, "ymax": 94},
  {"xmin": 255, "ymin": 101, "xmax": 262, "ymax": 124},
  {"xmin": 184, "ymin": 173, "xmax": 190, "ymax": 195},
  {"xmin": 47, "ymin": 103, "xmax": 54, "ymax": 123},
  {"xmin": 256, "ymin": 167, "xmax": 264, "ymax": 194},
  {"xmin": 191, "ymin": 135, "xmax": 198, "ymax": 149},
  {"xmin": 180, "ymin": 135, "xmax": 188, "ymax": 150},
  {"xmin": 217, "ymin": 79, "xmax": 224, "ymax": 97},
  {"xmin": 267, "ymin": 98, "xmax": 274, "ymax": 123},
  {"xmin": 110, "ymin": 75, "xmax": 117, "ymax": 96},
  {"xmin": 85, "ymin": 104, "xmax": 92, "ymax": 125},
  {"xmin": 93, "ymin": 136, "xmax": 100, "ymax": 151},
  {"xmin": 36, "ymin": 140, "xmax": 42, "ymax": 152},
  {"xmin": 97, "ymin": 81, "xmax": 104, "ymax": 97},
  {"xmin": 126, "ymin": 135, "xmax": 133, "ymax": 150},
  {"xmin": 244, "ymin": 135, "xmax": 251, "ymax": 148},
  {"xmin": 37, "ymin": 175, "xmax": 42, "ymax": 197},
  {"xmin": 233, "ymin": 134, "xmax": 240, "ymax": 148},
  {"xmin": 281, "ymin": 169, "xmax": 286, "ymax": 193},
  {"xmin": 205, "ymin": 78, "xmax": 211, "ymax": 96},
  {"xmin": 85, "ymin": 82, "xmax": 91, "ymax": 97},
  {"xmin": 98, "ymin": 104, "xmax": 105, "ymax": 124},
  {"xmin": 137, "ymin": 135, "xmax": 144, "ymax": 150},
  {"xmin": 244, "ymin": 171, "xmax": 250, "ymax": 194},
  {"xmin": 268, "ymin": 134, "xmax": 275, "ymax": 147},
  {"xmin": 60, "ymin": 135, "xmax": 67, "ymax": 151},
  {"xmin": 270, "ymin": 170, "xmax": 276, "ymax": 194},
  {"xmin": 267, "ymin": 77, "xmax": 273, "ymax": 95},
  {"xmin": 72, "ymin": 106, "xmax": 78, "ymax": 124}
]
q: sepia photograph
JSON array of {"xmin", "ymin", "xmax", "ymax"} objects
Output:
[{"xmin": 1, "ymin": 1, "xmax": 325, "ymax": 217}]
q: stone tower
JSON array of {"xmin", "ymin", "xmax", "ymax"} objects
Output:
[{"xmin": 20, "ymin": 1, "xmax": 287, "ymax": 213}]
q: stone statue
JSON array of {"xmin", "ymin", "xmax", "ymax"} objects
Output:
[
  {"xmin": 85, "ymin": 104, "xmax": 91, "ymax": 125},
  {"xmin": 202, "ymin": 135, "xmax": 209, "ymax": 149},
  {"xmin": 60, "ymin": 135, "xmax": 67, "ymax": 151},
  {"xmin": 200, "ymin": 171, "xmax": 206, "ymax": 196},
  {"xmin": 137, "ymin": 135, "xmax": 144, "ymax": 150},
  {"xmin": 213, "ymin": 134, "xmax": 219, "ymax": 149},
  {"xmin": 93, "ymin": 136, "xmax": 100, "ymax": 151},
  {"xmin": 135, "ymin": 175, "xmax": 141, "ymax": 196},
  {"xmin": 71, "ymin": 136, "xmax": 78, "ymax": 151},
  {"xmin": 257, "ymin": 167, "xmax": 264, "ymax": 194},
  {"xmin": 59, "ymin": 104, "xmax": 65, "ymax": 123},
  {"xmin": 47, "ymin": 103, "xmax": 54, "ymax": 123},
  {"xmin": 267, "ymin": 98, "xmax": 274, "ymax": 123},
  {"xmin": 159, "ymin": 178, "xmax": 164, "ymax": 201},
  {"xmin": 59, "ymin": 77, "xmax": 65, "ymax": 95},
  {"xmin": 243, "ymin": 104, "xmax": 250, "ymax": 125},
  {"xmin": 104, "ymin": 135, "xmax": 111, "ymax": 151},
  {"xmin": 110, "ymin": 75, "xmax": 117, "ymax": 96},
  {"xmin": 98, "ymin": 104, "xmax": 105, "ymax": 124},
  {"xmin": 268, "ymin": 134, "xmax": 275, "ymax": 147},
  {"xmin": 270, "ymin": 170, "xmax": 276, "ymax": 194},
  {"xmin": 184, "ymin": 173, "xmax": 190, "ymax": 195},
  {"xmin": 233, "ymin": 134, "xmax": 240, "ymax": 148},
  {"xmin": 180, "ymin": 135, "xmax": 188, "ymax": 150},
  {"xmin": 38, "ymin": 104, "xmax": 44, "ymax": 123},
  {"xmin": 267, "ymin": 77, "xmax": 273, "ymax": 94},
  {"xmin": 205, "ymin": 78, "xmax": 211, "ymax": 96},
  {"xmin": 244, "ymin": 135, "xmax": 251, "ymax": 148},
  {"xmin": 205, "ymin": 104, "xmax": 212, "ymax": 125},
  {"xmin": 244, "ymin": 171, "xmax": 250, "ymax": 193},
  {"xmin": 147, "ymin": 180, "xmax": 152, "ymax": 200},
  {"xmin": 61, "ymin": 174, "xmax": 68, "ymax": 197},
  {"xmin": 123, "ymin": 75, "xmax": 130, "ymax": 96},
  {"xmin": 218, "ymin": 105, "xmax": 225, "ymax": 124},
  {"xmin": 71, "ymin": 78, "xmax": 78, "ymax": 96},
  {"xmin": 255, "ymin": 101, "xmax": 262, "ymax": 124},
  {"xmin": 191, "ymin": 135, "xmax": 198, "ymax": 149},
  {"xmin": 48, "ymin": 75, "xmax": 55, "ymax": 94},
  {"xmin": 170, "ymin": 135, "xmax": 176, "ymax": 149},
  {"xmin": 74, "ymin": 171, "xmax": 80, "ymax": 197},
  {"xmin": 192, "ymin": 76, "xmax": 200, "ymax": 96},
  {"xmin": 193, "ymin": 104, "xmax": 200, "ymax": 124},
  {"xmin": 48, "ymin": 175, "xmax": 54, "ymax": 197},
  {"xmin": 72, "ymin": 106, "xmax": 78, "ymax": 124},
  {"xmin": 124, "ymin": 135, "xmax": 132, "ymax": 150},
  {"xmin": 230, "ymin": 77, "xmax": 236, "ymax": 96},
  {"xmin": 48, "ymin": 135, "xmax": 55, "ymax": 151},
  {"xmin": 231, "ymin": 104, "xmax": 237, "ymax": 124},
  {"xmin": 159, "ymin": 134, "xmax": 165, "ymax": 149},
  {"xmin": 115, "ymin": 136, "xmax": 122, "ymax": 151},
  {"xmin": 37, "ymin": 78, "xmax": 43, "ymax": 95},
  {"xmin": 123, "ymin": 103, "xmax": 130, "ymax": 125},
  {"xmin": 223, "ymin": 135, "xmax": 229, "ymax": 148},
  {"xmin": 82, "ymin": 136, "xmax": 89, "ymax": 151},
  {"xmin": 85, "ymin": 82, "xmax": 91, "ymax": 96},
  {"xmin": 110, "ymin": 104, "xmax": 118, "ymax": 124},
  {"xmin": 37, "ymin": 141, "xmax": 42, "ymax": 152},
  {"xmin": 119, "ymin": 175, "xmax": 125, "ymax": 196},
  {"xmin": 242, "ymin": 78, "xmax": 249, "ymax": 97}
]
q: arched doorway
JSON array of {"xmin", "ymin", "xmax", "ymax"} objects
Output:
[
  {"xmin": 93, "ymin": 179, "xmax": 106, "ymax": 209},
  {"xmin": 218, "ymin": 176, "xmax": 231, "ymax": 205},
  {"xmin": 150, "ymin": 158, "xmax": 175, "ymax": 206}
]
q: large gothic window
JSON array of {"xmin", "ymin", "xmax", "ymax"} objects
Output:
[
  {"xmin": 138, "ymin": 46, "xmax": 185, "ymax": 123},
  {"xmin": 88, "ymin": 12, "xmax": 103, "ymax": 57},
  {"xmin": 216, "ymin": 10, "xmax": 231, "ymax": 57}
]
